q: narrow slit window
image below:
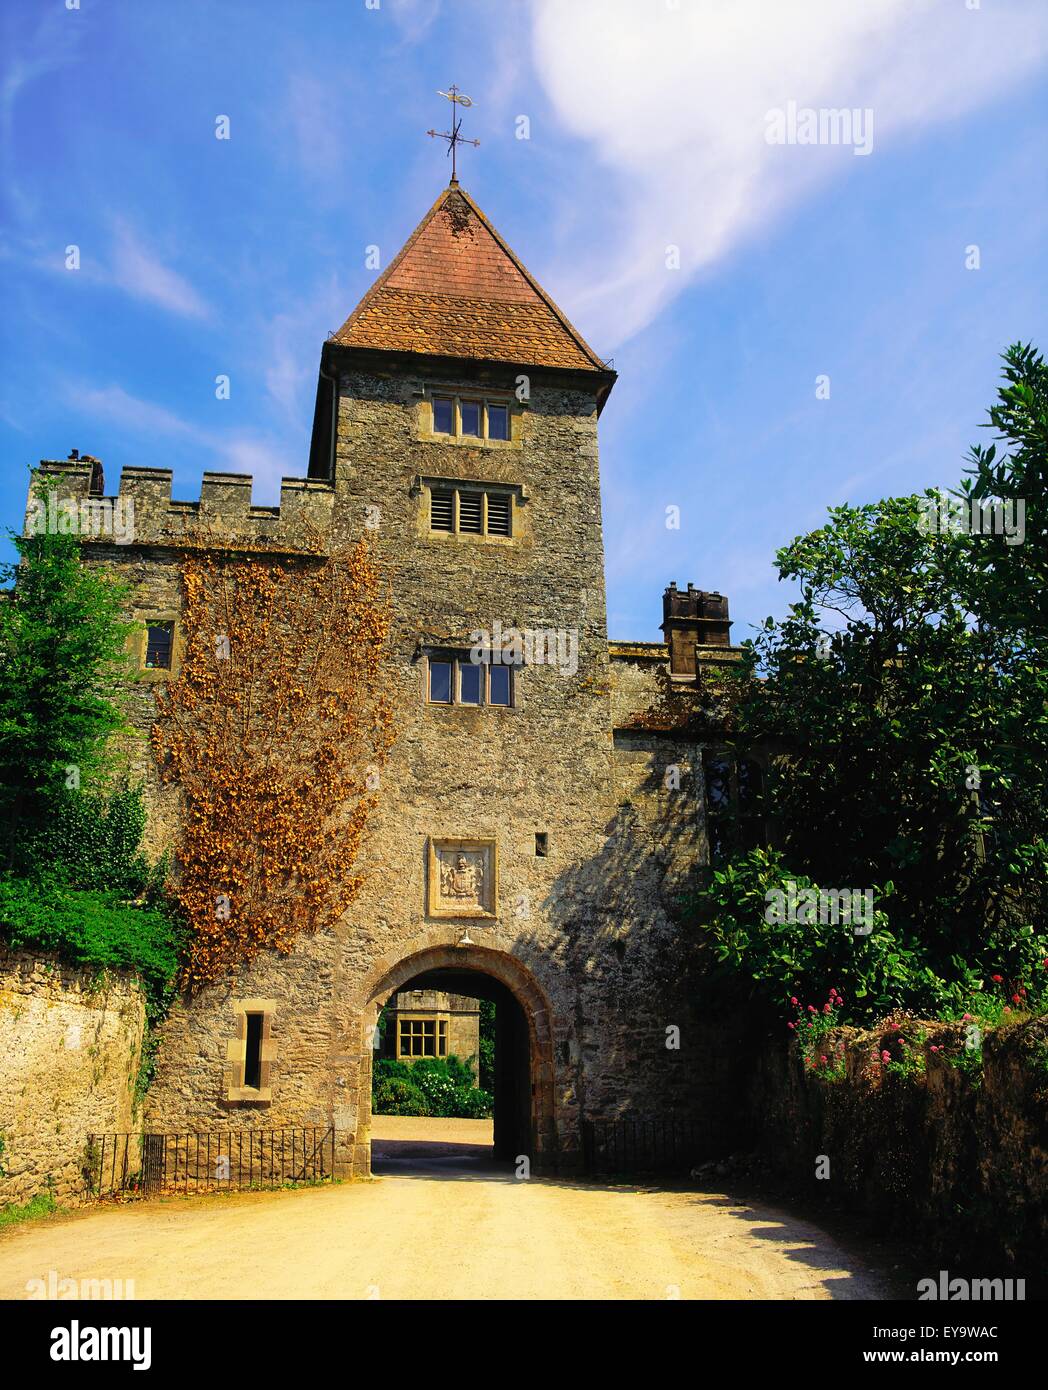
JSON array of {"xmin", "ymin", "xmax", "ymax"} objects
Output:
[
  {"xmin": 145, "ymin": 621, "xmax": 174, "ymax": 670},
  {"xmin": 244, "ymin": 1013, "xmax": 264, "ymax": 1090},
  {"xmin": 535, "ymin": 832, "xmax": 548, "ymax": 857}
]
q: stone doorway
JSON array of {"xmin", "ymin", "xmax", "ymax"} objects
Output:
[{"xmin": 360, "ymin": 944, "xmax": 555, "ymax": 1173}]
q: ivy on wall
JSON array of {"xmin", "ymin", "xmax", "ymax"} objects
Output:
[{"xmin": 152, "ymin": 540, "xmax": 396, "ymax": 987}]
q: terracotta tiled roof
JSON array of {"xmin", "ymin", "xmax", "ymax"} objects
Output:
[{"xmin": 332, "ymin": 184, "xmax": 607, "ymax": 373}]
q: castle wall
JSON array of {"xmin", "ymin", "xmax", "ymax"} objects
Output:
[
  {"xmin": 27, "ymin": 365, "xmax": 741, "ymax": 1172},
  {"xmin": 0, "ymin": 949, "xmax": 144, "ymax": 1207}
]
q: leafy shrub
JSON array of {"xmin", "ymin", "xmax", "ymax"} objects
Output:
[
  {"xmin": 372, "ymin": 1056, "xmax": 493, "ymax": 1118},
  {"xmin": 0, "ymin": 872, "xmax": 181, "ymax": 1022},
  {"xmin": 691, "ymin": 847, "xmax": 972, "ymax": 1023}
]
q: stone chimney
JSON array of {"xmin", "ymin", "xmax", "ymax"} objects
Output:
[{"xmin": 660, "ymin": 582, "xmax": 732, "ymax": 676}]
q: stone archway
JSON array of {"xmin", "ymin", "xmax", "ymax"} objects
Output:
[{"xmin": 354, "ymin": 939, "xmax": 557, "ymax": 1173}]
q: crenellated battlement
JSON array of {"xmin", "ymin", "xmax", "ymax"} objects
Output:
[{"xmin": 28, "ymin": 458, "xmax": 337, "ymax": 555}]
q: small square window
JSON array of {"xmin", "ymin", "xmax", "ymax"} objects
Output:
[
  {"xmin": 459, "ymin": 661, "xmax": 483, "ymax": 705},
  {"xmin": 488, "ymin": 664, "xmax": 512, "ymax": 706},
  {"xmin": 487, "ymin": 404, "xmax": 509, "ymax": 440},
  {"xmin": 433, "ymin": 397, "xmax": 454, "ymax": 434},
  {"xmin": 460, "ymin": 400, "xmax": 482, "ymax": 437},
  {"xmin": 428, "ymin": 660, "xmax": 452, "ymax": 703},
  {"xmin": 145, "ymin": 622, "xmax": 173, "ymax": 670}
]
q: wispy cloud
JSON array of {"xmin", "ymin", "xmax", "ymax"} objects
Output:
[
  {"xmin": 529, "ymin": 0, "xmax": 1048, "ymax": 349},
  {"xmin": 109, "ymin": 218, "xmax": 211, "ymax": 320},
  {"xmin": 65, "ymin": 382, "xmax": 291, "ymax": 501}
]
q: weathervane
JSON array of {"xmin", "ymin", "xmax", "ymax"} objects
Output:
[{"xmin": 427, "ymin": 85, "xmax": 479, "ymax": 185}]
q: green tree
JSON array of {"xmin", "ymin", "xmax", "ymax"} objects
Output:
[
  {"xmin": 700, "ymin": 346, "xmax": 1048, "ymax": 1014},
  {"xmin": 0, "ymin": 510, "xmax": 134, "ymax": 865}
]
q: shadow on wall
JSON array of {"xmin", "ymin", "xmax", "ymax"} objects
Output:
[{"xmin": 514, "ymin": 755, "xmax": 757, "ymax": 1142}]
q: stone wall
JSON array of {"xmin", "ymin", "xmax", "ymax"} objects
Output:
[
  {"xmin": 26, "ymin": 362, "xmax": 748, "ymax": 1174},
  {"xmin": 0, "ymin": 949, "xmax": 145, "ymax": 1207},
  {"xmin": 748, "ymin": 1017, "xmax": 1048, "ymax": 1277}
]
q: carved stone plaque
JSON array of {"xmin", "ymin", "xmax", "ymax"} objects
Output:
[{"xmin": 427, "ymin": 837, "xmax": 497, "ymax": 919}]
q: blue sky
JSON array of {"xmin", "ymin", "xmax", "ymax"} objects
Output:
[{"xmin": 1, "ymin": 0, "xmax": 1046, "ymax": 643}]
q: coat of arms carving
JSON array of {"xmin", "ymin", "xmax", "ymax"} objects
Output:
[{"xmin": 427, "ymin": 838, "xmax": 497, "ymax": 918}]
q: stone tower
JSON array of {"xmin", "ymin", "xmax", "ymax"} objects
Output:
[{"xmin": 29, "ymin": 181, "xmax": 745, "ymax": 1173}]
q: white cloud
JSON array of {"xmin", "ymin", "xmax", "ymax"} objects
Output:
[
  {"xmin": 110, "ymin": 219, "xmax": 211, "ymax": 321},
  {"xmin": 529, "ymin": 0, "xmax": 1048, "ymax": 348},
  {"xmin": 65, "ymin": 383, "xmax": 291, "ymax": 503}
]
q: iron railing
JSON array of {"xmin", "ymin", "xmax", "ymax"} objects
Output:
[
  {"xmin": 85, "ymin": 1127, "xmax": 336, "ymax": 1199},
  {"xmin": 581, "ymin": 1116, "xmax": 717, "ymax": 1176}
]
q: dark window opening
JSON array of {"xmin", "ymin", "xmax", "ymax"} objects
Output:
[
  {"xmin": 459, "ymin": 661, "xmax": 483, "ymax": 705},
  {"xmin": 487, "ymin": 404, "xmax": 509, "ymax": 440},
  {"xmin": 704, "ymin": 753, "xmax": 768, "ymax": 863},
  {"xmin": 244, "ymin": 1013, "xmax": 264, "ymax": 1090},
  {"xmin": 428, "ymin": 660, "xmax": 453, "ymax": 704},
  {"xmin": 489, "ymin": 664, "xmax": 512, "ymax": 706},
  {"xmin": 433, "ymin": 397, "xmax": 454, "ymax": 434},
  {"xmin": 460, "ymin": 400, "xmax": 482, "ymax": 437},
  {"xmin": 145, "ymin": 622, "xmax": 174, "ymax": 670},
  {"xmin": 426, "ymin": 654, "xmax": 515, "ymax": 709},
  {"xmin": 535, "ymin": 832, "xmax": 548, "ymax": 857}
]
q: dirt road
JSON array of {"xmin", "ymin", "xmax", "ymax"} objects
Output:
[{"xmin": 0, "ymin": 1119, "xmax": 892, "ymax": 1300}]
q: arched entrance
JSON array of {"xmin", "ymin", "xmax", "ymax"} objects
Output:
[{"xmin": 358, "ymin": 942, "xmax": 556, "ymax": 1172}]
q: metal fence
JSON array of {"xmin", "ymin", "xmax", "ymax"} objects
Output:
[
  {"xmin": 581, "ymin": 1117, "xmax": 717, "ymax": 1176},
  {"xmin": 85, "ymin": 1127, "xmax": 336, "ymax": 1199}
]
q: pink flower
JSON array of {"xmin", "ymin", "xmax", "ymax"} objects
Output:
[
  {"xmin": 823, "ymin": 1003, "xmax": 832, "ymax": 1014},
  {"xmin": 930, "ymin": 1045, "xmax": 939, "ymax": 1053},
  {"xmin": 790, "ymin": 996, "xmax": 799, "ymax": 1005},
  {"xmin": 962, "ymin": 1013, "xmax": 972, "ymax": 1022},
  {"xmin": 881, "ymin": 1050, "xmax": 891, "ymax": 1062},
  {"xmin": 1004, "ymin": 1006, "xmax": 1012, "ymax": 1014},
  {"xmin": 992, "ymin": 974, "xmax": 1003, "ymax": 983},
  {"xmin": 787, "ymin": 1022, "xmax": 796, "ymax": 1030},
  {"xmin": 808, "ymin": 1005, "xmax": 816, "ymax": 1013}
]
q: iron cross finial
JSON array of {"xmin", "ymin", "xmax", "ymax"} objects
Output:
[{"xmin": 427, "ymin": 85, "xmax": 480, "ymax": 185}]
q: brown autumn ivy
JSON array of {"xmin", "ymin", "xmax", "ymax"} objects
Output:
[{"xmin": 152, "ymin": 538, "xmax": 396, "ymax": 989}]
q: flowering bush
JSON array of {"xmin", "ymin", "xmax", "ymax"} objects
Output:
[
  {"xmin": 372, "ymin": 1056, "xmax": 493, "ymax": 1119},
  {"xmin": 787, "ymin": 989, "xmax": 847, "ymax": 1080}
]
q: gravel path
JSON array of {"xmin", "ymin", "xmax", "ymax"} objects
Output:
[{"xmin": 0, "ymin": 1118, "xmax": 892, "ymax": 1300}]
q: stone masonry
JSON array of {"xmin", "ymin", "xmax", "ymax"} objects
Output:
[{"xmin": 25, "ymin": 182, "xmax": 752, "ymax": 1174}]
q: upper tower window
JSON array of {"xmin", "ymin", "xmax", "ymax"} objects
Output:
[
  {"xmin": 429, "ymin": 394, "xmax": 512, "ymax": 442},
  {"xmin": 429, "ymin": 485, "xmax": 513, "ymax": 539}
]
